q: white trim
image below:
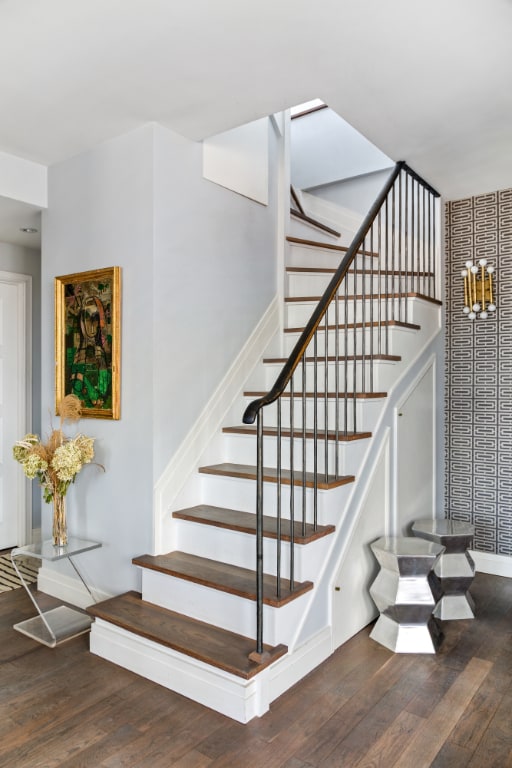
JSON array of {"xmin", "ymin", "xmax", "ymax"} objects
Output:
[
  {"xmin": 89, "ymin": 619, "xmax": 332, "ymax": 723},
  {"xmin": 0, "ymin": 271, "xmax": 32, "ymax": 546},
  {"xmin": 90, "ymin": 618, "xmax": 269, "ymax": 723},
  {"xmin": 153, "ymin": 298, "xmax": 279, "ymax": 553},
  {"xmin": 470, "ymin": 550, "xmax": 512, "ymax": 578},
  {"xmin": 37, "ymin": 566, "xmax": 112, "ymax": 609},
  {"xmin": 268, "ymin": 626, "xmax": 332, "ymax": 702}
]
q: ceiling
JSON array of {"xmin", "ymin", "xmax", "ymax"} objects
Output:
[{"xmin": 3, "ymin": 0, "xmax": 512, "ymax": 246}]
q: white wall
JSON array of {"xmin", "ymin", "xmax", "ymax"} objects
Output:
[
  {"xmin": 291, "ymin": 108, "xmax": 392, "ymax": 191},
  {"xmin": 153, "ymin": 123, "xmax": 277, "ymax": 481},
  {"xmin": 41, "ymin": 122, "xmax": 278, "ymax": 595},
  {"xmin": 306, "ymin": 168, "xmax": 393, "ymax": 217},
  {"xmin": 42, "ymin": 125, "xmax": 155, "ymax": 595}
]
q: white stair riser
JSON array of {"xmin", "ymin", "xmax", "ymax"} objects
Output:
[
  {"xmin": 222, "ymin": 431, "xmax": 370, "ymax": 477},
  {"xmin": 286, "ymin": 244, "xmax": 375, "ymax": 270},
  {"xmin": 199, "ymin": 473, "xmax": 354, "ymax": 525},
  {"xmin": 260, "ymin": 359, "xmax": 399, "ymax": 392},
  {"xmin": 175, "ymin": 519, "xmax": 332, "ymax": 582},
  {"xmin": 241, "ymin": 395, "xmax": 384, "ymax": 432},
  {"xmin": 282, "ymin": 326, "xmax": 417, "ymax": 358},
  {"xmin": 140, "ymin": 568, "xmax": 310, "ymax": 647},
  {"xmin": 284, "ymin": 296, "xmax": 431, "ymax": 328},
  {"xmin": 286, "ymin": 271, "xmax": 432, "ymax": 297}
]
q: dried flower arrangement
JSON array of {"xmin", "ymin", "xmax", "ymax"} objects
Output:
[{"xmin": 13, "ymin": 394, "xmax": 103, "ymax": 546}]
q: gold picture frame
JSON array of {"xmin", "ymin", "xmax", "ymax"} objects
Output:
[{"xmin": 55, "ymin": 266, "xmax": 121, "ymax": 419}]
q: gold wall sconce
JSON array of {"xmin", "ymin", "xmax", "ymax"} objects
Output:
[{"xmin": 462, "ymin": 259, "xmax": 496, "ymax": 319}]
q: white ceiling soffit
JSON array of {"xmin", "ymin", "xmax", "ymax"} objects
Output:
[{"xmin": 0, "ymin": 0, "xmax": 511, "ymax": 200}]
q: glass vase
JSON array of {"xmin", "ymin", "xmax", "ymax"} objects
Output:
[{"xmin": 52, "ymin": 494, "xmax": 67, "ymax": 547}]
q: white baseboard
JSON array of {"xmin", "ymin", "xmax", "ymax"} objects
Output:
[
  {"xmin": 470, "ymin": 550, "xmax": 512, "ymax": 578},
  {"xmin": 268, "ymin": 626, "xmax": 332, "ymax": 702},
  {"xmin": 89, "ymin": 618, "xmax": 333, "ymax": 723},
  {"xmin": 38, "ymin": 566, "xmax": 112, "ymax": 609},
  {"xmin": 90, "ymin": 619, "xmax": 268, "ymax": 723}
]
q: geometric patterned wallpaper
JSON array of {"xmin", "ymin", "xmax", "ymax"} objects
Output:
[{"xmin": 445, "ymin": 189, "xmax": 512, "ymax": 554}]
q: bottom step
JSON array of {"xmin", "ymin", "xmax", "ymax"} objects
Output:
[{"xmin": 87, "ymin": 591, "xmax": 287, "ymax": 679}]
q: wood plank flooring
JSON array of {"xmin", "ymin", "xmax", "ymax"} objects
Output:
[{"xmin": 1, "ymin": 572, "xmax": 511, "ymax": 767}]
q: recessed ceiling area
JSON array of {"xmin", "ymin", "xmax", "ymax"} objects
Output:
[
  {"xmin": 0, "ymin": 0, "xmax": 510, "ymax": 242},
  {"xmin": 0, "ymin": 197, "xmax": 41, "ymax": 249}
]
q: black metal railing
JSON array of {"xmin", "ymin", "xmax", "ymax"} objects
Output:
[{"xmin": 243, "ymin": 161, "xmax": 440, "ymax": 657}]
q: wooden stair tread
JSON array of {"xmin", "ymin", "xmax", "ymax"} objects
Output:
[
  {"xmin": 286, "ymin": 236, "xmax": 377, "ymax": 258},
  {"xmin": 286, "ymin": 266, "xmax": 434, "ymax": 277},
  {"xmin": 263, "ymin": 353, "xmax": 401, "ymax": 363},
  {"xmin": 245, "ymin": 390, "xmax": 387, "ymax": 399},
  {"xmin": 284, "ymin": 320, "xmax": 420, "ymax": 333},
  {"xmin": 223, "ymin": 424, "xmax": 372, "ymax": 442},
  {"xmin": 172, "ymin": 504, "xmax": 335, "ymax": 544},
  {"xmin": 290, "ymin": 209, "xmax": 341, "ymax": 238},
  {"xmin": 198, "ymin": 462, "xmax": 355, "ymax": 490},
  {"xmin": 285, "ymin": 291, "xmax": 442, "ymax": 305},
  {"xmin": 132, "ymin": 551, "xmax": 314, "ymax": 607},
  {"xmin": 87, "ymin": 591, "xmax": 287, "ymax": 680}
]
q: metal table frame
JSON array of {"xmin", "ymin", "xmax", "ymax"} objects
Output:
[{"xmin": 11, "ymin": 537, "xmax": 101, "ymax": 648}]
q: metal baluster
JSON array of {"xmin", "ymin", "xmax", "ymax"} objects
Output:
[
  {"xmin": 353, "ymin": 249, "xmax": 359, "ymax": 405},
  {"xmin": 416, "ymin": 179, "xmax": 420, "ymax": 295},
  {"xmin": 324, "ymin": 305, "xmax": 329, "ymax": 482},
  {"xmin": 398, "ymin": 172, "xmax": 403, "ymax": 322},
  {"xmin": 428, "ymin": 191, "xmax": 433, "ymax": 298},
  {"xmin": 276, "ymin": 397, "xmax": 282, "ymax": 599},
  {"xmin": 301, "ymin": 357, "xmax": 306, "ymax": 537},
  {"xmin": 422, "ymin": 186, "xmax": 427, "ymax": 296},
  {"xmin": 432, "ymin": 193, "xmax": 437, "ymax": 299},
  {"xmin": 404, "ymin": 171, "xmax": 410, "ymax": 323},
  {"xmin": 369, "ymin": 224, "xmax": 375, "ymax": 393},
  {"xmin": 344, "ymin": 271, "xmax": 349, "ymax": 437},
  {"xmin": 391, "ymin": 184, "xmax": 400, "ymax": 328},
  {"xmin": 313, "ymin": 331, "xmax": 318, "ymax": 531},
  {"xmin": 289, "ymin": 376, "xmax": 295, "ymax": 590},
  {"xmin": 335, "ymin": 290, "xmax": 340, "ymax": 478},
  {"xmin": 255, "ymin": 410, "xmax": 264, "ymax": 655},
  {"xmin": 377, "ymin": 209, "xmax": 382, "ymax": 355},
  {"xmin": 384, "ymin": 195, "xmax": 389, "ymax": 354}
]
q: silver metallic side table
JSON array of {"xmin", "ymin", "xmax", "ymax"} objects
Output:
[
  {"xmin": 11, "ymin": 537, "xmax": 101, "ymax": 647},
  {"xmin": 412, "ymin": 518, "xmax": 475, "ymax": 620},
  {"xmin": 369, "ymin": 536, "xmax": 444, "ymax": 653}
]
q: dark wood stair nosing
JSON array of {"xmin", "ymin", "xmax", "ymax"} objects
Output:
[
  {"xmin": 132, "ymin": 551, "xmax": 314, "ymax": 608},
  {"xmin": 285, "ymin": 236, "xmax": 378, "ymax": 258},
  {"xmin": 198, "ymin": 462, "xmax": 355, "ymax": 491},
  {"xmin": 172, "ymin": 504, "xmax": 335, "ymax": 544},
  {"xmin": 87, "ymin": 591, "xmax": 287, "ymax": 680},
  {"xmin": 284, "ymin": 320, "xmax": 421, "ymax": 333},
  {"xmin": 285, "ymin": 291, "xmax": 442, "ymax": 306},
  {"xmin": 244, "ymin": 390, "xmax": 388, "ymax": 400},
  {"xmin": 222, "ymin": 424, "xmax": 372, "ymax": 443}
]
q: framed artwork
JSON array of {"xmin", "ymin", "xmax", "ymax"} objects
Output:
[{"xmin": 55, "ymin": 266, "xmax": 121, "ymax": 419}]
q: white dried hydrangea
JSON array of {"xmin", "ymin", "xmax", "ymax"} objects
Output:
[
  {"xmin": 22, "ymin": 453, "xmax": 48, "ymax": 479},
  {"xmin": 51, "ymin": 442, "xmax": 83, "ymax": 482}
]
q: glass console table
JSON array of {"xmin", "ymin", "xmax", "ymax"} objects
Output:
[{"xmin": 11, "ymin": 537, "xmax": 101, "ymax": 648}]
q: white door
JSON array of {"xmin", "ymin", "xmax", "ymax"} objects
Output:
[{"xmin": 0, "ymin": 276, "xmax": 30, "ymax": 549}]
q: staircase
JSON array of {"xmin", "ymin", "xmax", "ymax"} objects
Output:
[{"xmin": 88, "ymin": 162, "xmax": 442, "ymax": 723}]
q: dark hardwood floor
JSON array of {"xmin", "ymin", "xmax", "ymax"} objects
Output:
[{"xmin": 1, "ymin": 572, "xmax": 511, "ymax": 767}]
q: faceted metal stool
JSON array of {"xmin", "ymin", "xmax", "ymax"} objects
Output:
[
  {"xmin": 369, "ymin": 536, "xmax": 444, "ymax": 653},
  {"xmin": 412, "ymin": 518, "xmax": 475, "ymax": 620}
]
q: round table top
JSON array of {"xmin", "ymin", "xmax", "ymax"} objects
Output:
[
  {"xmin": 371, "ymin": 535, "xmax": 444, "ymax": 558},
  {"xmin": 412, "ymin": 518, "xmax": 475, "ymax": 538}
]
